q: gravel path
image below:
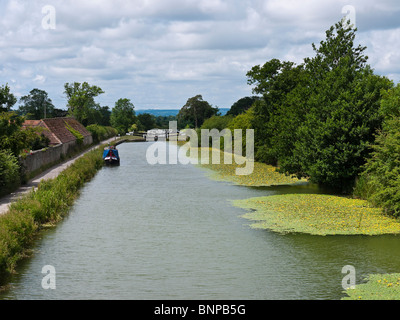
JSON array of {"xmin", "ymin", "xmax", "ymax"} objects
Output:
[{"xmin": 0, "ymin": 137, "xmax": 117, "ymax": 216}]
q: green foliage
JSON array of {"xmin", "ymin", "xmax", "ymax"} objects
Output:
[
  {"xmin": 227, "ymin": 107, "xmax": 254, "ymax": 131},
  {"xmin": 0, "ymin": 210, "xmax": 37, "ymax": 278},
  {"xmin": 0, "ymin": 112, "xmax": 29, "ymax": 157},
  {"xmin": 356, "ymin": 83, "xmax": 400, "ymax": 216},
  {"xmin": 137, "ymin": 113, "xmax": 156, "ymax": 131},
  {"xmin": 226, "ymin": 96, "xmax": 260, "ymax": 117},
  {"xmin": 65, "ymin": 121, "xmax": 84, "ymax": 145},
  {"xmin": 178, "ymin": 95, "xmax": 219, "ymax": 128},
  {"xmin": 0, "ymin": 84, "xmax": 17, "ymax": 112},
  {"xmin": 247, "ymin": 60, "xmax": 306, "ymax": 165},
  {"xmin": 110, "ymin": 98, "xmax": 136, "ymax": 134},
  {"xmin": 201, "ymin": 115, "xmax": 233, "ymax": 131},
  {"xmin": 380, "ymin": 83, "xmax": 400, "ymax": 119},
  {"xmin": 361, "ymin": 116, "xmax": 400, "ymax": 216},
  {"xmin": 64, "ymin": 82, "xmax": 105, "ymax": 126},
  {"xmin": 86, "ymin": 124, "xmax": 117, "ymax": 143},
  {"xmin": 18, "ymin": 89, "xmax": 55, "ymax": 120},
  {"xmin": 24, "ymin": 127, "xmax": 50, "ymax": 151},
  {"xmin": 0, "ymin": 150, "xmax": 20, "ymax": 197},
  {"xmin": 246, "ymin": 20, "xmax": 393, "ymax": 192},
  {"xmin": 154, "ymin": 115, "xmax": 178, "ymax": 129}
]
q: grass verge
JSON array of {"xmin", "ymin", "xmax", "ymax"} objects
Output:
[{"xmin": 0, "ymin": 144, "xmax": 104, "ymax": 286}]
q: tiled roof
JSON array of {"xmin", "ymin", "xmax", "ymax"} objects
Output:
[
  {"xmin": 23, "ymin": 117, "xmax": 91, "ymax": 145},
  {"xmin": 22, "ymin": 120, "xmax": 41, "ymax": 127}
]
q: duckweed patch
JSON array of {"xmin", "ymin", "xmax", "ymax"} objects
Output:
[
  {"xmin": 234, "ymin": 194, "xmax": 400, "ymax": 236},
  {"xmin": 192, "ymin": 147, "xmax": 304, "ymax": 186},
  {"xmin": 342, "ymin": 274, "xmax": 400, "ymax": 300}
]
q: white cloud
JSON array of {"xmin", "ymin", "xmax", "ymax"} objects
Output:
[
  {"xmin": 33, "ymin": 74, "xmax": 46, "ymax": 83},
  {"xmin": 0, "ymin": 0, "xmax": 399, "ymax": 110}
]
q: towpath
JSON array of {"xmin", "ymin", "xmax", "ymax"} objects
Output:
[{"xmin": 0, "ymin": 137, "xmax": 118, "ymax": 216}]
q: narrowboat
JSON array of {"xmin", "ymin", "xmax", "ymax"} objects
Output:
[{"xmin": 103, "ymin": 145, "xmax": 120, "ymax": 165}]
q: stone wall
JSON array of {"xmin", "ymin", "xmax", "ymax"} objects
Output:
[{"xmin": 20, "ymin": 135, "xmax": 93, "ymax": 177}]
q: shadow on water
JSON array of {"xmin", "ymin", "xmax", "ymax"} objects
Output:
[{"xmin": 244, "ymin": 180, "xmax": 344, "ymax": 197}]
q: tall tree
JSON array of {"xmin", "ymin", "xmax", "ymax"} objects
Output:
[
  {"xmin": 246, "ymin": 59, "xmax": 305, "ymax": 164},
  {"xmin": 110, "ymin": 98, "xmax": 136, "ymax": 134},
  {"xmin": 19, "ymin": 88, "xmax": 55, "ymax": 119},
  {"xmin": 178, "ymin": 95, "xmax": 219, "ymax": 128},
  {"xmin": 0, "ymin": 84, "xmax": 17, "ymax": 112},
  {"xmin": 246, "ymin": 20, "xmax": 393, "ymax": 192},
  {"xmin": 226, "ymin": 96, "xmax": 260, "ymax": 117},
  {"xmin": 64, "ymin": 82, "xmax": 104, "ymax": 126}
]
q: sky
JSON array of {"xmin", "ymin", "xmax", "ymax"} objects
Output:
[{"xmin": 1, "ymin": 0, "xmax": 400, "ymax": 111}]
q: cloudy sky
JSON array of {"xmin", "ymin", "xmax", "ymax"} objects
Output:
[{"xmin": 1, "ymin": 0, "xmax": 400, "ymax": 111}]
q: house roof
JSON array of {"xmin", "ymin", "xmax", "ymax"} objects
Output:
[
  {"xmin": 23, "ymin": 117, "xmax": 91, "ymax": 145},
  {"xmin": 22, "ymin": 120, "xmax": 41, "ymax": 128}
]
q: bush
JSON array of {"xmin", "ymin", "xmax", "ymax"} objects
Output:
[
  {"xmin": 86, "ymin": 124, "xmax": 117, "ymax": 143},
  {"xmin": 361, "ymin": 117, "xmax": 400, "ymax": 216},
  {"xmin": 0, "ymin": 150, "xmax": 20, "ymax": 196}
]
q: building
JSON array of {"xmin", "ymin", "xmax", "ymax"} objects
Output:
[{"xmin": 23, "ymin": 117, "xmax": 93, "ymax": 154}]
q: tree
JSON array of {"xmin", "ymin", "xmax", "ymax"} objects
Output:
[
  {"xmin": 97, "ymin": 106, "xmax": 111, "ymax": 126},
  {"xmin": 201, "ymin": 115, "xmax": 233, "ymax": 131},
  {"xmin": 110, "ymin": 98, "xmax": 136, "ymax": 134},
  {"xmin": 358, "ymin": 83, "xmax": 400, "ymax": 216},
  {"xmin": 0, "ymin": 84, "xmax": 17, "ymax": 112},
  {"xmin": 52, "ymin": 108, "xmax": 69, "ymax": 118},
  {"xmin": 137, "ymin": 113, "xmax": 156, "ymax": 131},
  {"xmin": 64, "ymin": 82, "xmax": 104, "ymax": 126},
  {"xmin": 0, "ymin": 112, "xmax": 29, "ymax": 156},
  {"xmin": 226, "ymin": 96, "xmax": 260, "ymax": 117},
  {"xmin": 18, "ymin": 88, "xmax": 55, "ymax": 119},
  {"xmin": 291, "ymin": 21, "xmax": 392, "ymax": 191},
  {"xmin": 246, "ymin": 20, "xmax": 393, "ymax": 192},
  {"xmin": 246, "ymin": 59, "xmax": 305, "ymax": 164},
  {"xmin": 0, "ymin": 149, "xmax": 20, "ymax": 196},
  {"xmin": 178, "ymin": 95, "xmax": 219, "ymax": 128}
]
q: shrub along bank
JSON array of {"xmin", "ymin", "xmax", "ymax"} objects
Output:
[{"xmin": 0, "ymin": 143, "xmax": 104, "ymax": 286}]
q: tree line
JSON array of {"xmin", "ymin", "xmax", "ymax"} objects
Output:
[
  {"xmin": 176, "ymin": 20, "xmax": 400, "ymax": 217},
  {"xmin": 1, "ymin": 19, "xmax": 400, "ymax": 216}
]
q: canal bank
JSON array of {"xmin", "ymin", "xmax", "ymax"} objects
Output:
[
  {"xmin": 0, "ymin": 136, "xmax": 146, "ymax": 216},
  {"xmin": 0, "ymin": 137, "xmax": 115, "ymax": 216},
  {"xmin": 0, "ymin": 136, "xmax": 145, "ymax": 286}
]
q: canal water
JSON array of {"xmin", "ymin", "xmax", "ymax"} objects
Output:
[{"xmin": 1, "ymin": 142, "xmax": 400, "ymax": 300}]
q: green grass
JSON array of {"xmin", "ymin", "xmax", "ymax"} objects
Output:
[
  {"xmin": 342, "ymin": 274, "xmax": 400, "ymax": 300},
  {"xmin": 0, "ymin": 144, "xmax": 105, "ymax": 286},
  {"xmin": 234, "ymin": 194, "xmax": 400, "ymax": 236}
]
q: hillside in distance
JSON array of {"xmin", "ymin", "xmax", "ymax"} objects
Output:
[{"xmin": 136, "ymin": 108, "xmax": 229, "ymax": 117}]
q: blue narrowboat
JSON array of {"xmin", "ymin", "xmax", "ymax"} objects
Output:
[{"xmin": 103, "ymin": 145, "xmax": 120, "ymax": 165}]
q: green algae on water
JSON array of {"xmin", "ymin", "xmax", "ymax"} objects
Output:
[
  {"xmin": 192, "ymin": 147, "xmax": 304, "ymax": 187},
  {"xmin": 234, "ymin": 194, "xmax": 400, "ymax": 236},
  {"xmin": 342, "ymin": 273, "xmax": 400, "ymax": 300}
]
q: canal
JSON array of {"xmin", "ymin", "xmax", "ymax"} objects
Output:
[{"xmin": 1, "ymin": 142, "xmax": 400, "ymax": 300}]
